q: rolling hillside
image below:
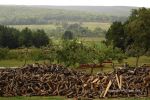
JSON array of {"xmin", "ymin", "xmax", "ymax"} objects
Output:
[
  {"xmin": 0, "ymin": 5, "xmax": 137, "ymax": 25},
  {"xmin": 45, "ymin": 6, "xmax": 137, "ymax": 16}
]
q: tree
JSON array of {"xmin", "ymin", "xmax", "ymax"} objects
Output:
[
  {"xmin": 0, "ymin": 25, "xmax": 20, "ymax": 49},
  {"xmin": 106, "ymin": 8, "xmax": 150, "ymax": 66},
  {"xmin": 125, "ymin": 8, "xmax": 150, "ymax": 66},
  {"xmin": 56, "ymin": 39, "xmax": 126, "ymax": 69},
  {"xmin": 56, "ymin": 39, "xmax": 96, "ymax": 67},
  {"xmin": 105, "ymin": 21, "xmax": 126, "ymax": 51},
  {"xmin": 62, "ymin": 30, "xmax": 74, "ymax": 40},
  {"xmin": 32, "ymin": 29, "xmax": 49, "ymax": 48},
  {"xmin": 20, "ymin": 27, "xmax": 33, "ymax": 47},
  {"xmin": 0, "ymin": 25, "xmax": 50, "ymax": 49}
]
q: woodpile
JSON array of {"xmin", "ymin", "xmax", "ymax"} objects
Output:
[{"xmin": 0, "ymin": 64, "xmax": 150, "ymax": 99}]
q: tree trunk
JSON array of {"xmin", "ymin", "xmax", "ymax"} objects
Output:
[
  {"xmin": 90, "ymin": 66, "xmax": 94, "ymax": 75},
  {"xmin": 23, "ymin": 48, "xmax": 28, "ymax": 66},
  {"xmin": 112, "ymin": 63, "xmax": 115, "ymax": 71},
  {"xmin": 136, "ymin": 56, "xmax": 140, "ymax": 67}
]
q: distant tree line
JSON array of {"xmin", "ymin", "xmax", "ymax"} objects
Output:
[
  {"xmin": 0, "ymin": 6, "xmax": 127, "ymax": 25},
  {"xmin": 49, "ymin": 23, "xmax": 106, "ymax": 38},
  {"xmin": 0, "ymin": 25, "xmax": 49, "ymax": 49},
  {"xmin": 0, "ymin": 16, "xmax": 127, "ymax": 25}
]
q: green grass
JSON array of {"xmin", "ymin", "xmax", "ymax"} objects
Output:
[
  {"xmin": 9, "ymin": 22, "xmax": 111, "ymax": 32},
  {"xmin": 0, "ymin": 59, "xmax": 45, "ymax": 67},
  {"xmin": 124, "ymin": 56, "xmax": 150, "ymax": 66},
  {"xmin": 82, "ymin": 22, "xmax": 111, "ymax": 30},
  {"xmin": 0, "ymin": 56, "xmax": 149, "ymax": 68}
]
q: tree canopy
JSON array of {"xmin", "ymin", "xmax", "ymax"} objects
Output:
[
  {"xmin": 106, "ymin": 7, "xmax": 150, "ymax": 66},
  {"xmin": 62, "ymin": 31, "xmax": 74, "ymax": 40},
  {"xmin": 106, "ymin": 22, "xmax": 126, "ymax": 51},
  {"xmin": 0, "ymin": 25, "xmax": 50, "ymax": 48}
]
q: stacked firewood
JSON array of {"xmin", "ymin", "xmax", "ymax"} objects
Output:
[{"xmin": 0, "ymin": 64, "xmax": 150, "ymax": 98}]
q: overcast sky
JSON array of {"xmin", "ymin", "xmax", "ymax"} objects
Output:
[{"xmin": 0, "ymin": 0, "xmax": 150, "ymax": 7}]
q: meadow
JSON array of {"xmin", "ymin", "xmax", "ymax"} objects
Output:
[
  {"xmin": 0, "ymin": 56, "xmax": 149, "ymax": 73},
  {"xmin": 9, "ymin": 22, "xmax": 111, "ymax": 31}
]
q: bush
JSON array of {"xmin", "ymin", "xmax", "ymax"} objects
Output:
[{"xmin": 0, "ymin": 48, "xmax": 9, "ymax": 60}]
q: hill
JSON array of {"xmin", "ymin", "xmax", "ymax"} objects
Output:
[
  {"xmin": 45, "ymin": 6, "xmax": 137, "ymax": 16},
  {"xmin": 0, "ymin": 5, "xmax": 137, "ymax": 25}
]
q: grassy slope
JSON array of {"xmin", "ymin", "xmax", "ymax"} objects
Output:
[{"xmin": 0, "ymin": 5, "xmax": 131, "ymax": 25}]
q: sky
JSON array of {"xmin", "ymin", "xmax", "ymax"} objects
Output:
[{"xmin": 0, "ymin": 0, "xmax": 150, "ymax": 7}]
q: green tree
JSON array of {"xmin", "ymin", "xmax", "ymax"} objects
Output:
[
  {"xmin": 89, "ymin": 43, "xmax": 126, "ymax": 73},
  {"xmin": 32, "ymin": 29, "xmax": 49, "ymax": 48},
  {"xmin": 20, "ymin": 27, "xmax": 33, "ymax": 47},
  {"xmin": 62, "ymin": 30, "xmax": 74, "ymax": 40},
  {"xmin": 106, "ymin": 21, "xmax": 126, "ymax": 51},
  {"xmin": 57, "ymin": 39, "xmax": 87, "ymax": 67},
  {"xmin": 125, "ymin": 8, "xmax": 150, "ymax": 66},
  {"xmin": 0, "ymin": 25, "xmax": 20, "ymax": 48}
]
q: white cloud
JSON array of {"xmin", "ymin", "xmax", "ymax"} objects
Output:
[{"xmin": 0, "ymin": 0, "xmax": 150, "ymax": 7}]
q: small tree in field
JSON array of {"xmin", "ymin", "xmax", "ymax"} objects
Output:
[
  {"xmin": 105, "ymin": 22, "xmax": 126, "ymax": 51},
  {"xmin": 57, "ymin": 39, "xmax": 87, "ymax": 67},
  {"xmin": 90, "ymin": 43, "xmax": 126, "ymax": 71},
  {"xmin": 32, "ymin": 29, "xmax": 49, "ymax": 48},
  {"xmin": 62, "ymin": 30, "xmax": 74, "ymax": 40}
]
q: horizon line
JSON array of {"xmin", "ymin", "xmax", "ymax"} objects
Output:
[{"xmin": 0, "ymin": 4, "xmax": 144, "ymax": 8}]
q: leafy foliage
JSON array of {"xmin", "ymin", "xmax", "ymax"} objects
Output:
[
  {"xmin": 106, "ymin": 7, "xmax": 150, "ymax": 66},
  {"xmin": 62, "ymin": 31, "xmax": 74, "ymax": 40},
  {"xmin": 0, "ymin": 25, "xmax": 50, "ymax": 48},
  {"xmin": 106, "ymin": 22, "xmax": 126, "ymax": 51},
  {"xmin": 56, "ymin": 40, "xmax": 125, "ymax": 67},
  {"xmin": 32, "ymin": 29, "xmax": 49, "ymax": 48},
  {"xmin": 56, "ymin": 40, "xmax": 85, "ymax": 67},
  {"xmin": 0, "ymin": 48, "xmax": 9, "ymax": 60}
]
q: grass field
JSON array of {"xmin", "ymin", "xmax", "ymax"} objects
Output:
[
  {"xmin": 9, "ymin": 22, "xmax": 111, "ymax": 32},
  {"xmin": 82, "ymin": 22, "xmax": 111, "ymax": 30},
  {"xmin": 0, "ymin": 60, "xmax": 45, "ymax": 67},
  {"xmin": 0, "ymin": 56, "xmax": 149, "ymax": 70},
  {"xmin": 124, "ymin": 56, "xmax": 150, "ymax": 66}
]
